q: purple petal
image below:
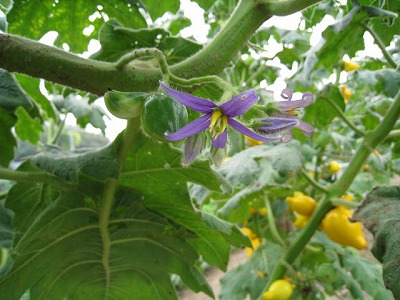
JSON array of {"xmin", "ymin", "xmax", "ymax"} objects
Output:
[
  {"xmin": 160, "ymin": 82, "xmax": 216, "ymax": 113},
  {"xmin": 165, "ymin": 113, "xmax": 211, "ymax": 141},
  {"xmin": 296, "ymin": 120, "xmax": 314, "ymax": 136},
  {"xmin": 275, "ymin": 92, "xmax": 314, "ymax": 111},
  {"xmin": 228, "ymin": 118, "xmax": 281, "ymax": 142},
  {"xmin": 258, "ymin": 117, "xmax": 298, "ymax": 135},
  {"xmin": 212, "ymin": 130, "xmax": 228, "ymax": 148},
  {"xmin": 219, "ymin": 90, "xmax": 259, "ymax": 117},
  {"xmin": 281, "ymin": 130, "xmax": 293, "ymax": 143},
  {"xmin": 281, "ymin": 88, "xmax": 293, "ymax": 100}
]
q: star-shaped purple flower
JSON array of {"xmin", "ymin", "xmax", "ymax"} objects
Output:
[
  {"xmin": 160, "ymin": 82, "xmax": 280, "ymax": 148},
  {"xmin": 257, "ymin": 88, "xmax": 314, "ymax": 142}
]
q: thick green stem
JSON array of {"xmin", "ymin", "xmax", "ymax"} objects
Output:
[
  {"xmin": 0, "ymin": 0, "xmax": 322, "ymax": 95},
  {"xmin": 170, "ymin": 0, "xmax": 268, "ymax": 79},
  {"xmin": 99, "ymin": 117, "xmax": 140, "ymax": 296},
  {"xmin": 263, "ymin": 89, "xmax": 400, "ymax": 293}
]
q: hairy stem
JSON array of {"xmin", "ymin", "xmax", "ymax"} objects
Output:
[
  {"xmin": 263, "ymin": 89, "xmax": 400, "ymax": 293},
  {"xmin": 300, "ymin": 168, "xmax": 329, "ymax": 193},
  {"xmin": 0, "ymin": 0, "xmax": 322, "ymax": 96},
  {"xmin": 264, "ymin": 195, "xmax": 286, "ymax": 246}
]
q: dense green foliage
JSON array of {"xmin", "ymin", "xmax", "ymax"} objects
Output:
[{"xmin": 0, "ymin": 0, "xmax": 399, "ymax": 299}]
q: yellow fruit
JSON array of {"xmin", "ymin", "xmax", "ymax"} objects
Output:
[
  {"xmin": 341, "ymin": 86, "xmax": 352, "ymax": 104},
  {"xmin": 249, "ymin": 207, "xmax": 257, "ymax": 215},
  {"xmin": 321, "ymin": 206, "xmax": 367, "ymax": 250},
  {"xmin": 241, "ymin": 227, "xmax": 257, "ymax": 239},
  {"xmin": 285, "ymin": 192, "xmax": 317, "ymax": 216},
  {"xmin": 328, "ymin": 161, "xmax": 342, "ymax": 174},
  {"xmin": 341, "ymin": 194, "xmax": 354, "ymax": 202},
  {"xmin": 259, "ymin": 207, "xmax": 268, "ymax": 216},
  {"xmin": 263, "ymin": 279, "xmax": 294, "ymax": 300},
  {"xmin": 343, "ymin": 60, "xmax": 360, "ymax": 72},
  {"xmin": 293, "ymin": 214, "xmax": 309, "ymax": 228}
]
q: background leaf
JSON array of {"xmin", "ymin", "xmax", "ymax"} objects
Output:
[
  {"xmin": 0, "ymin": 109, "xmax": 17, "ymax": 167},
  {"xmin": 7, "ymin": 0, "xmax": 147, "ymax": 53},
  {"xmin": 353, "ymin": 186, "xmax": 400, "ymax": 298}
]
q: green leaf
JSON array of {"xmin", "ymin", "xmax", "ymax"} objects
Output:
[
  {"xmin": 91, "ymin": 20, "xmax": 202, "ymax": 64},
  {"xmin": 353, "ymin": 186, "xmax": 400, "ymax": 298},
  {"xmin": 14, "ymin": 107, "xmax": 43, "ymax": 144},
  {"xmin": 219, "ymin": 243, "xmax": 283, "ymax": 300},
  {"xmin": 1, "ymin": 183, "xmax": 212, "ymax": 299},
  {"xmin": 0, "ymin": 109, "xmax": 17, "ymax": 167},
  {"xmin": 53, "ymin": 94, "xmax": 106, "ymax": 133},
  {"xmin": 353, "ymin": 69, "xmax": 400, "ymax": 98},
  {"xmin": 193, "ymin": 0, "xmax": 215, "ymax": 10},
  {"xmin": 140, "ymin": 0, "xmax": 180, "ymax": 20},
  {"xmin": 0, "ymin": 133, "xmax": 246, "ymax": 299},
  {"xmin": 168, "ymin": 15, "xmax": 191, "ymax": 35},
  {"xmin": 303, "ymin": 84, "xmax": 345, "ymax": 128},
  {"xmin": 119, "ymin": 133, "xmax": 245, "ymax": 269},
  {"xmin": 342, "ymin": 251, "xmax": 393, "ymax": 299},
  {"xmin": 217, "ymin": 143, "xmax": 301, "ymax": 222},
  {"xmin": 15, "ymin": 75, "xmax": 56, "ymax": 120},
  {"xmin": 7, "ymin": 0, "xmax": 147, "ymax": 53},
  {"xmin": 0, "ymin": 69, "xmax": 36, "ymax": 113},
  {"xmin": 31, "ymin": 144, "xmax": 120, "ymax": 183}
]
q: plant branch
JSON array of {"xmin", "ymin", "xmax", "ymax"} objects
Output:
[
  {"xmin": 321, "ymin": 96, "xmax": 365, "ymax": 136},
  {"xmin": 0, "ymin": 0, "xmax": 322, "ymax": 96},
  {"xmin": 300, "ymin": 168, "xmax": 329, "ymax": 193},
  {"xmin": 264, "ymin": 195, "xmax": 286, "ymax": 246},
  {"xmin": 363, "ymin": 23, "xmax": 398, "ymax": 69}
]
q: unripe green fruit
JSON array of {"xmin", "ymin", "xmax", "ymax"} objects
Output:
[
  {"xmin": 104, "ymin": 90, "xmax": 147, "ymax": 119},
  {"xmin": 141, "ymin": 92, "xmax": 188, "ymax": 141}
]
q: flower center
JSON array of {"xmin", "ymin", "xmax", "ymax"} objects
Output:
[{"xmin": 209, "ymin": 109, "xmax": 228, "ymax": 139}]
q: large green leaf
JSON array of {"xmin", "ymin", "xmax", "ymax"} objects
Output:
[
  {"xmin": 91, "ymin": 20, "xmax": 202, "ymax": 64},
  {"xmin": 119, "ymin": 133, "xmax": 248, "ymax": 269},
  {"xmin": 353, "ymin": 186, "xmax": 400, "ymax": 298},
  {"xmin": 7, "ymin": 0, "xmax": 147, "ymax": 53},
  {"xmin": 0, "ymin": 133, "xmax": 248, "ymax": 299}
]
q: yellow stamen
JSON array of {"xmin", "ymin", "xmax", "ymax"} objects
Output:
[{"xmin": 209, "ymin": 109, "xmax": 228, "ymax": 139}]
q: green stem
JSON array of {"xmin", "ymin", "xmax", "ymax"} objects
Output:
[
  {"xmin": 322, "ymin": 96, "xmax": 365, "ymax": 136},
  {"xmin": 363, "ymin": 23, "xmax": 398, "ymax": 69},
  {"xmin": 50, "ymin": 113, "xmax": 68, "ymax": 145},
  {"xmin": 0, "ymin": 167, "xmax": 73, "ymax": 188},
  {"xmin": 300, "ymin": 168, "xmax": 329, "ymax": 193},
  {"xmin": 99, "ymin": 117, "xmax": 141, "ymax": 296},
  {"xmin": 258, "ymin": 0, "xmax": 323, "ymax": 16},
  {"xmin": 264, "ymin": 195, "xmax": 286, "ymax": 246},
  {"xmin": 263, "ymin": 89, "xmax": 400, "ymax": 294}
]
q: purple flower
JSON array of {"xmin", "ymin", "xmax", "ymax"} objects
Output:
[
  {"xmin": 160, "ymin": 82, "xmax": 281, "ymax": 148},
  {"xmin": 256, "ymin": 88, "xmax": 314, "ymax": 142}
]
